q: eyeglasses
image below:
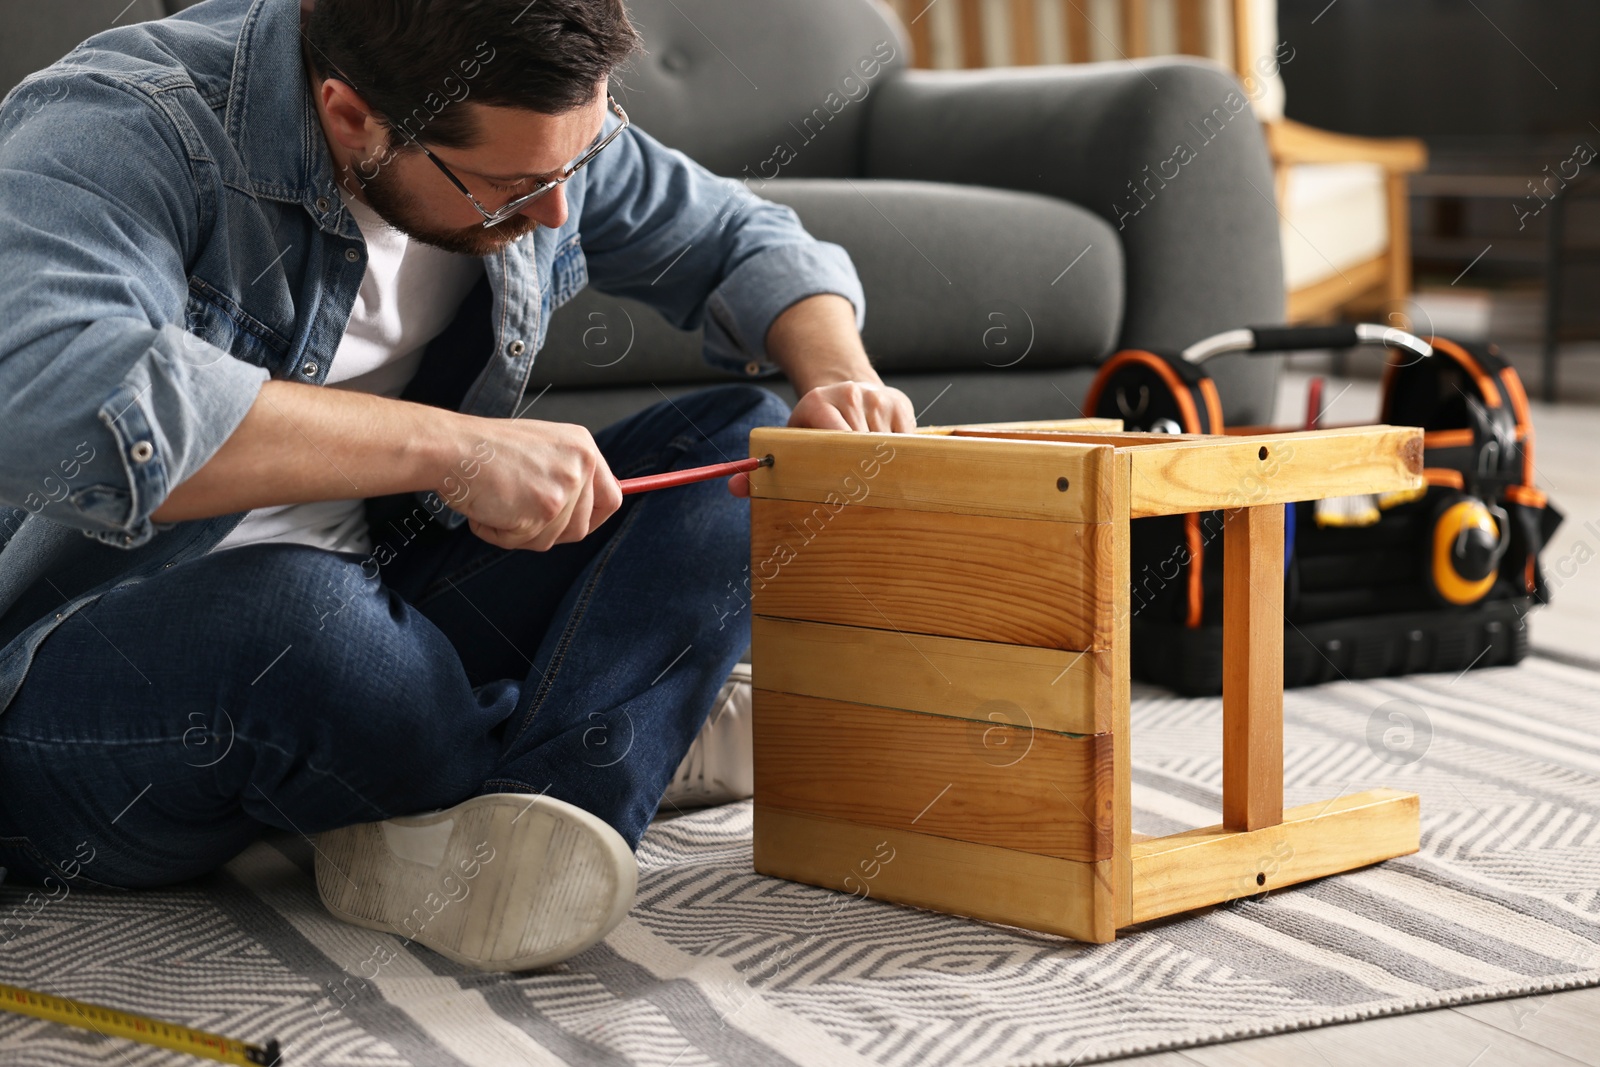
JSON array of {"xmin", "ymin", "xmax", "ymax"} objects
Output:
[
  {"xmin": 325, "ymin": 59, "xmax": 631, "ymax": 228},
  {"xmin": 392, "ymin": 94, "xmax": 629, "ymax": 228}
]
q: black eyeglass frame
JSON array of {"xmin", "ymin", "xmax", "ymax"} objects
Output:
[
  {"xmin": 325, "ymin": 63, "xmax": 630, "ymax": 229},
  {"xmin": 400, "ymin": 94, "xmax": 629, "ymax": 228}
]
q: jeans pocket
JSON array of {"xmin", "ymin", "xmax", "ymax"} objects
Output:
[{"xmin": 0, "ymin": 833, "xmax": 123, "ymax": 893}]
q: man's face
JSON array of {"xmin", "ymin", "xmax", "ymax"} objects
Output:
[{"xmin": 344, "ymin": 93, "xmax": 609, "ymax": 257}]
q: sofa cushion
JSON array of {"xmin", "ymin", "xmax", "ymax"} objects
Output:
[
  {"xmin": 1280, "ymin": 161, "xmax": 1389, "ymax": 291},
  {"xmin": 609, "ymin": 0, "xmax": 908, "ymax": 180},
  {"xmin": 536, "ymin": 177, "xmax": 1123, "ymax": 391}
]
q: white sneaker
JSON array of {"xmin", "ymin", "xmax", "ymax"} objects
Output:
[
  {"xmin": 314, "ymin": 793, "xmax": 636, "ymax": 972},
  {"xmin": 662, "ymin": 661, "xmax": 754, "ymax": 810}
]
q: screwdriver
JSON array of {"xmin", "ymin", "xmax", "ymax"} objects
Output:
[{"xmin": 617, "ymin": 454, "xmax": 773, "ymax": 495}]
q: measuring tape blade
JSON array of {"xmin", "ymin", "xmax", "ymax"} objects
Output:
[{"xmin": 0, "ymin": 982, "xmax": 281, "ymax": 1065}]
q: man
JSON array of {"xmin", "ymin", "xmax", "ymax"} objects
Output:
[{"xmin": 0, "ymin": 0, "xmax": 914, "ymax": 972}]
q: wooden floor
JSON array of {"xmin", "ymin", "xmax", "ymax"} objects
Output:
[
  {"xmin": 1120, "ymin": 983, "xmax": 1600, "ymax": 1065},
  {"xmin": 1122, "ymin": 370, "xmax": 1600, "ymax": 1067}
]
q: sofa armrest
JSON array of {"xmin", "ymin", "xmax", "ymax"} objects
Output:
[
  {"xmin": 863, "ymin": 57, "xmax": 1286, "ymax": 424},
  {"xmin": 1265, "ymin": 119, "xmax": 1427, "ymax": 173}
]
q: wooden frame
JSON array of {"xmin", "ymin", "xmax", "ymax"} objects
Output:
[{"xmin": 749, "ymin": 419, "xmax": 1423, "ymax": 942}]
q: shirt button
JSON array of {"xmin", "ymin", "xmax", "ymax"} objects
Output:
[
  {"xmin": 129, "ymin": 440, "xmax": 154, "ymax": 464},
  {"xmin": 302, "ymin": 361, "xmax": 319, "ymax": 377},
  {"xmin": 316, "ymin": 196, "xmax": 330, "ymax": 212},
  {"xmin": 345, "ymin": 248, "xmax": 360, "ymax": 262},
  {"xmin": 507, "ymin": 340, "xmax": 526, "ymax": 357},
  {"xmin": 744, "ymin": 360, "xmax": 762, "ymax": 376}
]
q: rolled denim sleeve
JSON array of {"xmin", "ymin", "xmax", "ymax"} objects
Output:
[
  {"xmin": 575, "ymin": 116, "xmax": 866, "ymax": 376},
  {"xmin": 0, "ymin": 72, "xmax": 267, "ymax": 549}
]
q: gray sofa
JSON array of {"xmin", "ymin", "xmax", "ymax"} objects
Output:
[{"xmin": 1, "ymin": 0, "xmax": 1285, "ymax": 430}]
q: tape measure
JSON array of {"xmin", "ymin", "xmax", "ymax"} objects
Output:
[{"xmin": 0, "ymin": 982, "xmax": 281, "ymax": 1064}]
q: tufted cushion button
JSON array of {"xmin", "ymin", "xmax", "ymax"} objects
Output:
[{"xmin": 661, "ymin": 49, "xmax": 691, "ymax": 73}]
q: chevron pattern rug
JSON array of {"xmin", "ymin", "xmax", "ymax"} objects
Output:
[{"xmin": 1, "ymin": 658, "xmax": 1597, "ymax": 1066}]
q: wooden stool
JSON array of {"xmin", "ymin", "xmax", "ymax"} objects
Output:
[{"xmin": 747, "ymin": 418, "xmax": 1424, "ymax": 941}]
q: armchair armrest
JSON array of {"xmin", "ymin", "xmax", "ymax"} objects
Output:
[
  {"xmin": 1265, "ymin": 118, "xmax": 1427, "ymax": 173},
  {"xmin": 863, "ymin": 57, "xmax": 1286, "ymax": 423}
]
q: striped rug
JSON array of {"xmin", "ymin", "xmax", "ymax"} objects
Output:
[{"xmin": 1, "ymin": 657, "xmax": 1597, "ymax": 1065}]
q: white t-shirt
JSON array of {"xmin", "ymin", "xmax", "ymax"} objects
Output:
[{"xmin": 210, "ymin": 190, "xmax": 485, "ymax": 556}]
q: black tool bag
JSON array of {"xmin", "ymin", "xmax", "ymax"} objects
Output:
[{"xmin": 1085, "ymin": 324, "xmax": 1564, "ymax": 695}]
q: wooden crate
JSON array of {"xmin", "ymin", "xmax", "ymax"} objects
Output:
[{"xmin": 748, "ymin": 418, "xmax": 1424, "ymax": 942}]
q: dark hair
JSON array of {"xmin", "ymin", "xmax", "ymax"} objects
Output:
[{"xmin": 304, "ymin": 0, "xmax": 641, "ymax": 148}]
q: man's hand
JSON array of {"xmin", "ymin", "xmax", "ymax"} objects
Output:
[
  {"xmin": 149, "ymin": 380, "xmax": 621, "ymax": 552},
  {"xmin": 729, "ymin": 293, "xmax": 915, "ymax": 497},
  {"xmin": 445, "ymin": 417, "xmax": 622, "ymax": 552},
  {"xmin": 789, "ymin": 379, "xmax": 915, "ymax": 433}
]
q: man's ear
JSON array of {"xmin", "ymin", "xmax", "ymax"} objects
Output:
[{"xmin": 319, "ymin": 77, "xmax": 384, "ymax": 155}]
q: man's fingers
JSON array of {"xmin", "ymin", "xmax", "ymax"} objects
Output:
[
  {"xmin": 890, "ymin": 395, "xmax": 916, "ymax": 433},
  {"xmin": 728, "ymin": 471, "xmax": 752, "ymax": 497},
  {"xmin": 790, "ymin": 398, "xmax": 851, "ymax": 431}
]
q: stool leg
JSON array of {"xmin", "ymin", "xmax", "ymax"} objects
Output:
[{"xmin": 1222, "ymin": 504, "xmax": 1285, "ymax": 831}]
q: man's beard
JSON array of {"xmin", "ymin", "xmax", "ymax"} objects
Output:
[{"xmin": 351, "ymin": 155, "xmax": 540, "ymax": 256}]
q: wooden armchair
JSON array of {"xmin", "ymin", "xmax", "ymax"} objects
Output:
[{"xmin": 884, "ymin": 0, "xmax": 1428, "ymax": 324}]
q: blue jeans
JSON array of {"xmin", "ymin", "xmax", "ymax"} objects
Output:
[{"xmin": 0, "ymin": 386, "xmax": 784, "ymax": 891}]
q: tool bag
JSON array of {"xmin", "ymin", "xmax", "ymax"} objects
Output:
[{"xmin": 1085, "ymin": 324, "xmax": 1564, "ymax": 695}]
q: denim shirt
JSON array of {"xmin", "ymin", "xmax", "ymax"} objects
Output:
[{"xmin": 0, "ymin": 0, "xmax": 865, "ymax": 715}]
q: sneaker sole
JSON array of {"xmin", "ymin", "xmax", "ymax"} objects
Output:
[{"xmin": 315, "ymin": 793, "xmax": 637, "ymax": 972}]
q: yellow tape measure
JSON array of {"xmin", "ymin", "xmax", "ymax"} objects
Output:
[{"xmin": 0, "ymin": 982, "xmax": 281, "ymax": 1064}]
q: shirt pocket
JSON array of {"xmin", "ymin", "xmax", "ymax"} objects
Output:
[
  {"xmin": 549, "ymin": 232, "xmax": 589, "ymax": 311},
  {"xmin": 182, "ymin": 277, "xmax": 292, "ymax": 373}
]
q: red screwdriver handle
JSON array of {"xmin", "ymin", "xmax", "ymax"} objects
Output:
[{"xmin": 617, "ymin": 455, "xmax": 771, "ymax": 496}]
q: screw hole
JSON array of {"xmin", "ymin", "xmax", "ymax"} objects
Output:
[
  {"xmin": 1255, "ymin": 872, "xmax": 1266, "ymax": 886},
  {"xmin": 1258, "ymin": 446, "xmax": 1269, "ymax": 461},
  {"xmin": 1056, "ymin": 477, "xmax": 1070, "ymax": 492}
]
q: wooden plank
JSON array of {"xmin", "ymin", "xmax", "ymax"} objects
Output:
[
  {"xmin": 1063, "ymin": 0, "xmax": 1091, "ymax": 62},
  {"xmin": 750, "ymin": 499, "xmax": 1110, "ymax": 650},
  {"xmin": 1385, "ymin": 171, "xmax": 1413, "ymax": 307},
  {"xmin": 1229, "ymin": 0, "xmax": 1251, "ymax": 78},
  {"xmin": 753, "ymin": 806, "xmax": 1113, "ymax": 942},
  {"xmin": 752, "ymin": 616, "xmax": 1109, "ymax": 735},
  {"xmin": 948, "ymin": 430, "xmax": 1207, "ymax": 445},
  {"xmin": 749, "ymin": 426, "xmax": 1112, "ymax": 523},
  {"xmin": 1110, "ymin": 452, "xmax": 1134, "ymax": 927},
  {"xmin": 754, "ymin": 690, "xmax": 1114, "ymax": 862},
  {"xmin": 1222, "ymin": 504, "xmax": 1284, "ymax": 832},
  {"xmin": 917, "ymin": 417, "xmax": 1122, "ymax": 435},
  {"xmin": 1456, "ymin": 986, "xmax": 1600, "ymax": 1065},
  {"xmin": 958, "ymin": 0, "xmax": 986, "ymax": 66},
  {"xmin": 1120, "ymin": 0, "xmax": 1147, "ymax": 57},
  {"xmin": 1176, "ymin": 0, "xmax": 1206, "ymax": 55},
  {"xmin": 898, "ymin": 0, "xmax": 937, "ymax": 68},
  {"xmin": 1128, "ymin": 788, "xmax": 1419, "ymax": 924},
  {"xmin": 1126, "ymin": 425, "xmax": 1423, "ymax": 517},
  {"xmin": 1266, "ymin": 118, "xmax": 1428, "ymax": 172},
  {"xmin": 1008, "ymin": 0, "xmax": 1038, "ymax": 64},
  {"xmin": 1285, "ymin": 252, "xmax": 1388, "ymax": 323}
]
